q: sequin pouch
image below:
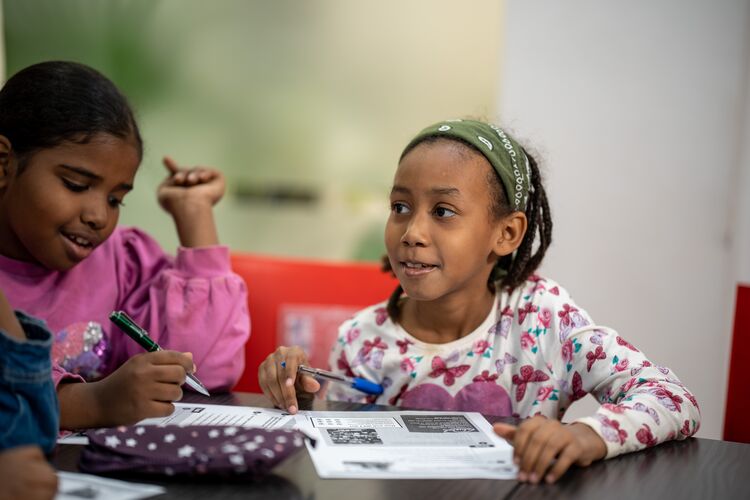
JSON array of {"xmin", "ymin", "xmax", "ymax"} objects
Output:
[{"xmin": 79, "ymin": 425, "xmax": 305, "ymax": 477}]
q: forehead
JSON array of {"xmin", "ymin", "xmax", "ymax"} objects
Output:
[
  {"xmin": 393, "ymin": 141, "xmax": 493, "ymax": 198},
  {"xmin": 25, "ymin": 134, "xmax": 140, "ymax": 183}
]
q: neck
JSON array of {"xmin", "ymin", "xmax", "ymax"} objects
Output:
[{"xmin": 401, "ymin": 286, "xmax": 496, "ymax": 344}]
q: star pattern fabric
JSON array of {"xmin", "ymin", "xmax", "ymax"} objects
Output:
[{"xmin": 79, "ymin": 425, "xmax": 305, "ymax": 476}]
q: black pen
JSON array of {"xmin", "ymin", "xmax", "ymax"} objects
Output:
[{"xmin": 109, "ymin": 310, "xmax": 210, "ymax": 397}]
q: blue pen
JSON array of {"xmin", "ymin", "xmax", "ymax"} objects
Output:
[{"xmin": 297, "ymin": 365, "xmax": 383, "ymax": 396}]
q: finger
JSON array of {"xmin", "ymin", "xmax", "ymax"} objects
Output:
[
  {"xmin": 163, "ymin": 156, "xmax": 180, "ymax": 175},
  {"xmin": 275, "ymin": 349, "xmax": 303, "ymax": 413},
  {"xmin": 545, "ymin": 445, "xmax": 579, "ymax": 483},
  {"xmin": 151, "ymin": 381, "xmax": 184, "ymax": 402},
  {"xmin": 261, "ymin": 359, "xmax": 286, "ymax": 409},
  {"xmin": 493, "ymin": 422, "xmax": 517, "ymax": 442},
  {"xmin": 148, "ymin": 401, "xmax": 176, "ymax": 418},
  {"xmin": 532, "ymin": 435, "xmax": 568, "ymax": 484},
  {"xmin": 299, "ymin": 374, "xmax": 321, "ymax": 393},
  {"xmin": 148, "ymin": 350, "xmax": 194, "ymax": 372},
  {"xmin": 512, "ymin": 416, "xmax": 547, "ymax": 466},
  {"xmin": 520, "ymin": 423, "xmax": 557, "ymax": 477},
  {"xmin": 151, "ymin": 364, "xmax": 188, "ymax": 384}
]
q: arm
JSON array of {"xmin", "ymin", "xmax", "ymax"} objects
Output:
[
  {"xmin": 112, "ymin": 227, "xmax": 250, "ymax": 391},
  {"xmin": 495, "ymin": 283, "xmax": 700, "ymax": 483},
  {"xmin": 0, "ymin": 294, "xmax": 58, "ymax": 454},
  {"xmin": 0, "ymin": 288, "xmax": 24, "ymax": 340},
  {"xmin": 566, "ymin": 326, "xmax": 701, "ymax": 456}
]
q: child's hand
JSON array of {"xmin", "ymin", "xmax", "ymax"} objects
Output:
[
  {"xmin": 92, "ymin": 350, "xmax": 194, "ymax": 426},
  {"xmin": 0, "ymin": 446, "xmax": 58, "ymax": 500},
  {"xmin": 157, "ymin": 157, "xmax": 224, "ymax": 247},
  {"xmin": 158, "ymin": 156, "xmax": 225, "ymax": 213},
  {"xmin": 258, "ymin": 346, "xmax": 321, "ymax": 414},
  {"xmin": 59, "ymin": 350, "xmax": 195, "ymax": 428},
  {"xmin": 493, "ymin": 416, "xmax": 607, "ymax": 484}
]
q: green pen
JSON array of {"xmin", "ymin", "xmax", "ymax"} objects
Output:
[{"xmin": 109, "ymin": 310, "xmax": 210, "ymax": 397}]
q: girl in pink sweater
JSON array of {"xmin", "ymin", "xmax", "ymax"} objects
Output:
[{"xmin": 0, "ymin": 61, "xmax": 249, "ymax": 430}]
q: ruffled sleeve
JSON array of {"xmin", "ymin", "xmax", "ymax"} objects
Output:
[{"xmin": 111, "ymin": 227, "xmax": 250, "ymax": 391}]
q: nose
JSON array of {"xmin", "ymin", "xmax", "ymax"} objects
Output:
[
  {"xmin": 80, "ymin": 196, "xmax": 108, "ymax": 230},
  {"xmin": 400, "ymin": 212, "xmax": 429, "ymax": 247}
]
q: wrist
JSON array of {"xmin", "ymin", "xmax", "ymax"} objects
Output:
[
  {"xmin": 57, "ymin": 381, "xmax": 105, "ymax": 429},
  {"xmin": 170, "ymin": 202, "xmax": 219, "ymax": 247},
  {"xmin": 569, "ymin": 422, "xmax": 608, "ymax": 461}
]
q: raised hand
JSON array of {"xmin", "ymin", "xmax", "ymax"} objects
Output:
[
  {"xmin": 258, "ymin": 346, "xmax": 321, "ymax": 414},
  {"xmin": 493, "ymin": 416, "xmax": 607, "ymax": 484},
  {"xmin": 157, "ymin": 156, "xmax": 225, "ymax": 247}
]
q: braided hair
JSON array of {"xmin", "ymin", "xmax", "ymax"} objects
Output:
[{"xmin": 383, "ymin": 136, "xmax": 552, "ymax": 321}]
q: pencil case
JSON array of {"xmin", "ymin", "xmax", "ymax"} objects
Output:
[{"xmin": 78, "ymin": 424, "xmax": 305, "ymax": 477}]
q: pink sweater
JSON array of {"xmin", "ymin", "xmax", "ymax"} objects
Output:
[{"xmin": 0, "ymin": 227, "xmax": 249, "ymax": 391}]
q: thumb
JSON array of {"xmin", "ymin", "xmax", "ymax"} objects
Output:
[
  {"xmin": 493, "ymin": 422, "xmax": 517, "ymax": 442},
  {"xmin": 163, "ymin": 156, "xmax": 179, "ymax": 175},
  {"xmin": 300, "ymin": 375, "xmax": 321, "ymax": 393}
]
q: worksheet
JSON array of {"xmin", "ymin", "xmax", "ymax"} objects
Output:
[
  {"xmin": 136, "ymin": 403, "xmax": 297, "ymax": 429},
  {"xmin": 296, "ymin": 410, "xmax": 518, "ymax": 479},
  {"xmin": 58, "ymin": 403, "xmax": 297, "ymax": 445}
]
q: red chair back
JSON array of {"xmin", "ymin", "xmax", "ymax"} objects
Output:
[
  {"xmin": 230, "ymin": 253, "xmax": 398, "ymax": 393},
  {"xmin": 724, "ymin": 284, "xmax": 750, "ymax": 443}
]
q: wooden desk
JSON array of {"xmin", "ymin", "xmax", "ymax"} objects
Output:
[{"xmin": 52, "ymin": 393, "xmax": 750, "ymax": 500}]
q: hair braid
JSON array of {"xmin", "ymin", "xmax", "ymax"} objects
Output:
[{"xmin": 500, "ymin": 151, "xmax": 552, "ymax": 290}]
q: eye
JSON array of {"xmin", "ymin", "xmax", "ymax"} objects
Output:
[
  {"xmin": 62, "ymin": 178, "xmax": 88, "ymax": 192},
  {"xmin": 391, "ymin": 202, "xmax": 410, "ymax": 215},
  {"xmin": 434, "ymin": 206, "xmax": 456, "ymax": 218},
  {"xmin": 108, "ymin": 195, "xmax": 125, "ymax": 208}
]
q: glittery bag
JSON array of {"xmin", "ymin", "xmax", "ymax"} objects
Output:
[{"xmin": 79, "ymin": 425, "xmax": 306, "ymax": 477}]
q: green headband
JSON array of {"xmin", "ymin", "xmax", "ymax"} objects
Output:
[{"xmin": 403, "ymin": 119, "xmax": 531, "ymax": 212}]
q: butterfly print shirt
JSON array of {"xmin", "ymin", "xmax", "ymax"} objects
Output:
[{"xmin": 327, "ymin": 276, "xmax": 700, "ymax": 459}]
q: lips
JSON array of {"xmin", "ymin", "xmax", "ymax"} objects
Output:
[
  {"xmin": 60, "ymin": 229, "xmax": 99, "ymax": 261},
  {"xmin": 400, "ymin": 260, "xmax": 439, "ymax": 277}
]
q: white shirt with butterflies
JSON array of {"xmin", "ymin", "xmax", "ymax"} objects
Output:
[{"xmin": 326, "ymin": 275, "xmax": 701, "ymax": 459}]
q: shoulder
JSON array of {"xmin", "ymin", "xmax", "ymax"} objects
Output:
[
  {"xmin": 501, "ymin": 275, "xmax": 594, "ymax": 343},
  {"xmin": 503, "ymin": 275, "xmax": 578, "ymax": 310}
]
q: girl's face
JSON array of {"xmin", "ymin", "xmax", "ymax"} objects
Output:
[
  {"xmin": 0, "ymin": 133, "xmax": 140, "ymax": 270},
  {"xmin": 385, "ymin": 141, "xmax": 506, "ymax": 304}
]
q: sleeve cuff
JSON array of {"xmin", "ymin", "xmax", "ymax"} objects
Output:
[
  {"xmin": 572, "ymin": 416, "xmax": 621, "ymax": 459},
  {"xmin": 175, "ymin": 245, "xmax": 231, "ymax": 277}
]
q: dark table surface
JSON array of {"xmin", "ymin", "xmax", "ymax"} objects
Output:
[{"xmin": 53, "ymin": 392, "xmax": 750, "ymax": 500}]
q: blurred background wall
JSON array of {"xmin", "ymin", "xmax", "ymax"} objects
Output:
[{"xmin": 2, "ymin": 0, "xmax": 748, "ymax": 439}]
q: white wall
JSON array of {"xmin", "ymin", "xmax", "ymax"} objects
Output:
[{"xmin": 500, "ymin": 0, "xmax": 750, "ymax": 438}]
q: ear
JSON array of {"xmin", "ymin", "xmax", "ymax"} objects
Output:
[
  {"xmin": 0, "ymin": 135, "xmax": 13, "ymax": 190},
  {"xmin": 492, "ymin": 211, "xmax": 528, "ymax": 257}
]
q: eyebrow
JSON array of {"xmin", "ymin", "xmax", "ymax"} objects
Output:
[
  {"xmin": 60, "ymin": 164, "xmax": 133, "ymax": 191},
  {"xmin": 390, "ymin": 185, "xmax": 462, "ymax": 198}
]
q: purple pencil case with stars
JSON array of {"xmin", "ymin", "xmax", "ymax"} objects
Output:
[{"xmin": 79, "ymin": 425, "xmax": 305, "ymax": 477}]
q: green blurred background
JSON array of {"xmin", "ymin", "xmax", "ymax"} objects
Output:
[{"xmin": 3, "ymin": 0, "xmax": 502, "ymax": 261}]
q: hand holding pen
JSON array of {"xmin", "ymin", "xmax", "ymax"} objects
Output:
[{"xmin": 258, "ymin": 345, "xmax": 383, "ymax": 414}]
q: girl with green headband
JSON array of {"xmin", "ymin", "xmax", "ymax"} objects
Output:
[{"xmin": 259, "ymin": 119, "xmax": 700, "ymax": 484}]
